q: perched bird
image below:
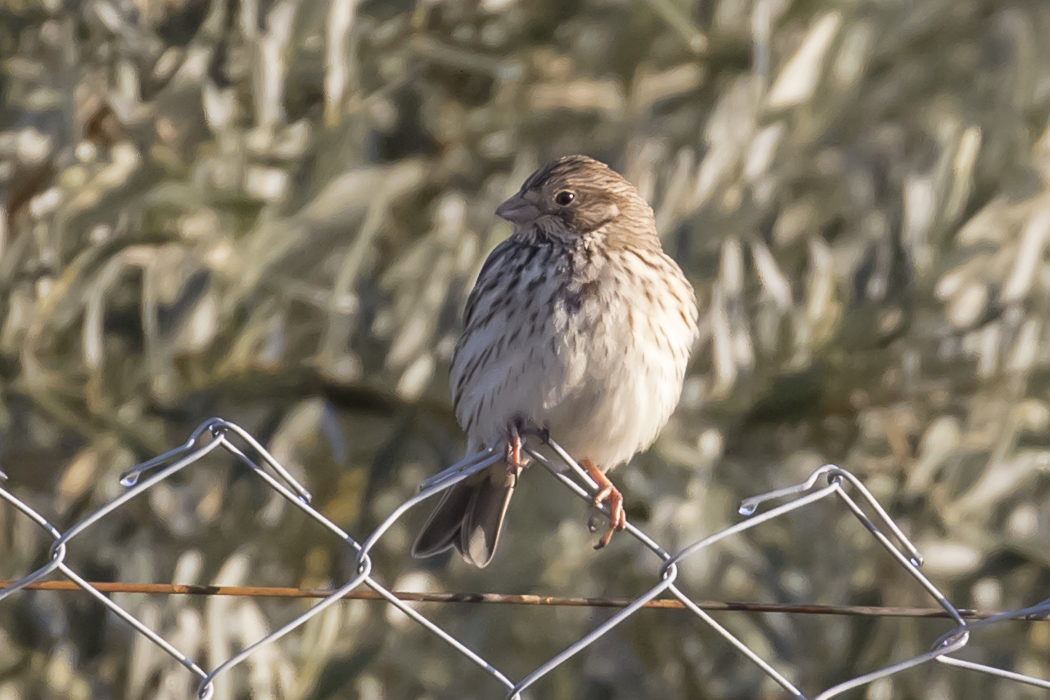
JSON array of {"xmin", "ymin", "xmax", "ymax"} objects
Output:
[{"xmin": 412, "ymin": 155, "xmax": 698, "ymax": 567}]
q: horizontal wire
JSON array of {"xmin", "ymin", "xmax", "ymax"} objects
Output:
[{"xmin": 5, "ymin": 579, "xmax": 1048, "ymax": 621}]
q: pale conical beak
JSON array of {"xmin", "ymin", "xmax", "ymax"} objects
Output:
[{"xmin": 495, "ymin": 193, "xmax": 542, "ymax": 225}]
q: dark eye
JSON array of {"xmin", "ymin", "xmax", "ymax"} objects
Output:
[{"xmin": 554, "ymin": 191, "xmax": 575, "ymax": 206}]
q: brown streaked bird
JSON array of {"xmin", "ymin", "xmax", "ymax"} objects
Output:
[{"xmin": 412, "ymin": 155, "xmax": 699, "ymax": 567}]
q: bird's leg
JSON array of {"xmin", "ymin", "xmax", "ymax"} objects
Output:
[
  {"xmin": 505, "ymin": 420, "xmax": 525, "ymax": 476},
  {"xmin": 580, "ymin": 459, "xmax": 627, "ymax": 549}
]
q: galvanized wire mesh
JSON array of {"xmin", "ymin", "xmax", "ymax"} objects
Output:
[{"xmin": 1, "ymin": 418, "xmax": 1048, "ymax": 699}]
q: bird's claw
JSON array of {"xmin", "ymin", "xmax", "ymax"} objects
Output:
[
  {"xmin": 592, "ymin": 485, "xmax": 626, "ymax": 549},
  {"xmin": 580, "ymin": 458, "xmax": 627, "ymax": 550}
]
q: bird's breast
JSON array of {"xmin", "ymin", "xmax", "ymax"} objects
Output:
[{"xmin": 452, "ymin": 243, "xmax": 696, "ymax": 467}]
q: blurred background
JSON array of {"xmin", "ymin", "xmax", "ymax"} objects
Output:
[{"xmin": 2, "ymin": 0, "xmax": 1050, "ymax": 698}]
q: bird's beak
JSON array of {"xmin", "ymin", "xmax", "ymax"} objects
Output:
[{"xmin": 495, "ymin": 192, "xmax": 542, "ymax": 225}]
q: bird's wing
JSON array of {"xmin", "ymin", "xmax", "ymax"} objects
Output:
[{"xmin": 449, "ymin": 237, "xmax": 521, "ymax": 416}]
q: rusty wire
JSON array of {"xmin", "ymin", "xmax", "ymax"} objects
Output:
[{"xmin": 6, "ymin": 579, "xmax": 1047, "ymax": 621}]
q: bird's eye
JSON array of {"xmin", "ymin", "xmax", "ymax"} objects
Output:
[{"xmin": 554, "ymin": 191, "xmax": 575, "ymax": 206}]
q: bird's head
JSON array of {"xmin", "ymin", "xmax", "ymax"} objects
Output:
[{"xmin": 496, "ymin": 155, "xmax": 658, "ymax": 246}]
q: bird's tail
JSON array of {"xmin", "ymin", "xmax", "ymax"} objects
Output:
[{"xmin": 411, "ymin": 472, "xmax": 515, "ymax": 568}]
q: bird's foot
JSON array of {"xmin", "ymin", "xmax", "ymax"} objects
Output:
[
  {"xmin": 580, "ymin": 459, "xmax": 627, "ymax": 549},
  {"xmin": 505, "ymin": 421, "xmax": 526, "ymax": 476}
]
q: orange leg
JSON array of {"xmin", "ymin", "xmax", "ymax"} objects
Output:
[
  {"xmin": 580, "ymin": 459, "xmax": 627, "ymax": 549},
  {"xmin": 505, "ymin": 422, "xmax": 525, "ymax": 474}
]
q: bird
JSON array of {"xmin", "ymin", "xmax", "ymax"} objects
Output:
[{"xmin": 411, "ymin": 155, "xmax": 698, "ymax": 567}]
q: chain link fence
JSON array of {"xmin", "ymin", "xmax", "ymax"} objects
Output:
[{"xmin": 1, "ymin": 418, "xmax": 1048, "ymax": 698}]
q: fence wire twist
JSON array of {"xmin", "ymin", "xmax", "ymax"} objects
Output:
[{"xmin": 1, "ymin": 418, "xmax": 1048, "ymax": 698}]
